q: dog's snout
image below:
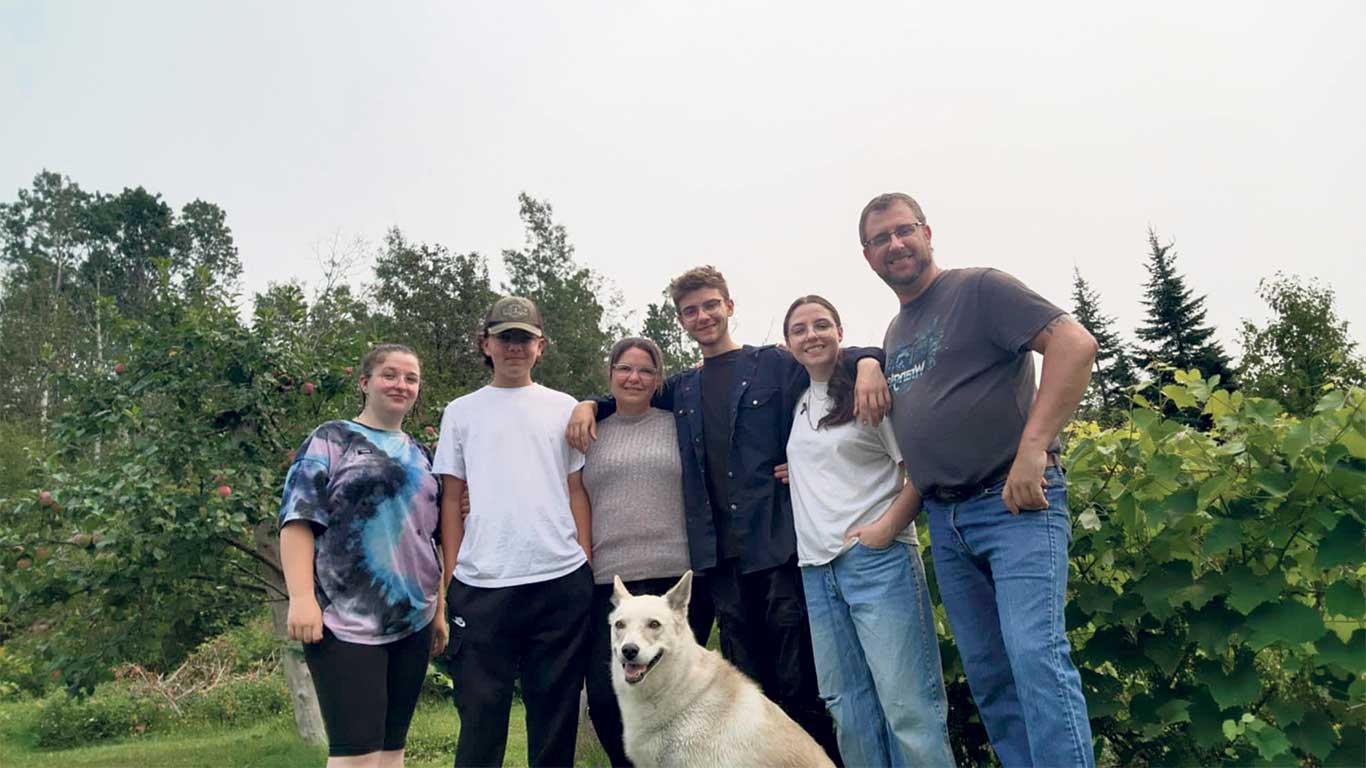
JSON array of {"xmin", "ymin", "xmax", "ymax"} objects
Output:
[{"xmin": 622, "ymin": 643, "xmax": 639, "ymax": 661}]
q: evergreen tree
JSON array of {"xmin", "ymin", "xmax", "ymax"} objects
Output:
[
  {"xmin": 1135, "ymin": 229, "xmax": 1234, "ymax": 385},
  {"xmin": 1071, "ymin": 267, "xmax": 1136, "ymax": 421}
]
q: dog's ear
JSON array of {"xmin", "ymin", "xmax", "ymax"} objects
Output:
[
  {"xmin": 611, "ymin": 575, "xmax": 632, "ymax": 607},
  {"xmin": 665, "ymin": 570, "xmax": 693, "ymax": 615}
]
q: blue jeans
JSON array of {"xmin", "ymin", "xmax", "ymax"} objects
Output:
[
  {"xmin": 924, "ymin": 467, "xmax": 1093, "ymax": 768},
  {"xmin": 802, "ymin": 541, "xmax": 956, "ymax": 767}
]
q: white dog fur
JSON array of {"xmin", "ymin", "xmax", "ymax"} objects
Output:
[{"xmin": 610, "ymin": 571, "xmax": 834, "ymax": 768}]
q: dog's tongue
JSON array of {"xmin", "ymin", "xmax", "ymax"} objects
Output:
[{"xmin": 624, "ymin": 662, "xmax": 649, "ymax": 683}]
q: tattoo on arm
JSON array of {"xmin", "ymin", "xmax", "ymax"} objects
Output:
[{"xmin": 1041, "ymin": 314, "xmax": 1074, "ymax": 336}]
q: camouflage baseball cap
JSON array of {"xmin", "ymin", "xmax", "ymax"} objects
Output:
[{"xmin": 484, "ymin": 296, "xmax": 544, "ymax": 337}]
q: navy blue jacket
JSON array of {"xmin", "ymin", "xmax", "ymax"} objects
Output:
[{"xmin": 595, "ymin": 344, "xmax": 883, "ymax": 574}]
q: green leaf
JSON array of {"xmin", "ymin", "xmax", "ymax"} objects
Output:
[
  {"xmin": 1281, "ymin": 421, "xmax": 1314, "ymax": 462},
  {"xmin": 1225, "ymin": 564, "xmax": 1285, "ymax": 614},
  {"xmin": 1199, "ymin": 657, "xmax": 1261, "ymax": 709},
  {"xmin": 1157, "ymin": 698, "xmax": 1192, "ymax": 725},
  {"xmin": 1162, "ymin": 384, "xmax": 1198, "ymax": 410},
  {"xmin": 1245, "ymin": 599, "xmax": 1326, "ymax": 645},
  {"xmin": 1222, "ymin": 719, "xmax": 1240, "ymax": 742},
  {"xmin": 1133, "ymin": 561, "xmax": 1194, "ymax": 619},
  {"xmin": 1252, "ymin": 469, "xmax": 1292, "ymax": 496},
  {"xmin": 1285, "ymin": 710, "xmax": 1336, "ymax": 758},
  {"xmin": 1147, "ymin": 453, "xmax": 1183, "ymax": 485},
  {"xmin": 1073, "ymin": 581, "xmax": 1117, "ymax": 617},
  {"xmin": 1080, "ymin": 625, "xmax": 1148, "ymax": 673},
  {"xmin": 1325, "ymin": 719, "xmax": 1365, "ymax": 765},
  {"xmin": 1324, "ymin": 581, "xmax": 1365, "ymax": 618},
  {"xmin": 1162, "ymin": 488, "xmax": 1198, "ymax": 519},
  {"xmin": 1328, "ymin": 467, "xmax": 1366, "ymax": 500},
  {"xmin": 1142, "ymin": 632, "xmax": 1187, "ymax": 677},
  {"xmin": 1081, "ymin": 672, "xmax": 1124, "ymax": 718},
  {"xmin": 1246, "ymin": 397, "xmax": 1282, "ymax": 425},
  {"xmin": 1114, "ymin": 491, "xmax": 1141, "ymax": 531},
  {"xmin": 1317, "ymin": 514, "xmax": 1365, "ymax": 569},
  {"xmin": 1173, "ymin": 571, "xmax": 1227, "ymax": 611},
  {"xmin": 1314, "ymin": 389, "xmax": 1348, "ymax": 412},
  {"xmin": 1247, "ymin": 720, "xmax": 1292, "ymax": 761},
  {"xmin": 1187, "ymin": 690, "xmax": 1229, "ymax": 749},
  {"xmin": 1343, "ymin": 427, "xmax": 1366, "ymax": 459},
  {"xmin": 1198, "ymin": 473, "xmax": 1232, "ymax": 508},
  {"xmin": 1266, "ymin": 697, "xmax": 1305, "ymax": 727},
  {"xmin": 1316, "ymin": 629, "xmax": 1366, "ymax": 675},
  {"xmin": 1202, "ymin": 518, "xmax": 1243, "ymax": 556}
]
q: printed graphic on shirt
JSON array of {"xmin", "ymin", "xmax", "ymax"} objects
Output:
[
  {"xmin": 887, "ymin": 317, "xmax": 943, "ymax": 395},
  {"xmin": 279, "ymin": 421, "xmax": 441, "ymax": 643}
]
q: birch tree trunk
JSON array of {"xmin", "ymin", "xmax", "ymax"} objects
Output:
[{"xmin": 252, "ymin": 521, "xmax": 327, "ymax": 745}]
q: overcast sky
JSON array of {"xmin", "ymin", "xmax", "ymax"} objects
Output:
[{"xmin": 3, "ymin": 1, "xmax": 1363, "ymax": 359}]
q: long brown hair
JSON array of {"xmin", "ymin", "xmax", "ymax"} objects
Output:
[{"xmin": 782, "ymin": 295, "xmax": 854, "ymax": 430}]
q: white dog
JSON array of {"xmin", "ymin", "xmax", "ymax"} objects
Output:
[{"xmin": 610, "ymin": 571, "xmax": 835, "ymax": 768}]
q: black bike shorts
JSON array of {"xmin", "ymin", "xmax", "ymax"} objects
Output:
[{"xmin": 302, "ymin": 620, "xmax": 434, "ymax": 757}]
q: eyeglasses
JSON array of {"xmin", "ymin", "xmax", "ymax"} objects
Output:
[
  {"xmin": 610, "ymin": 363, "xmax": 659, "ymax": 379},
  {"xmin": 679, "ymin": 298, "xmax": 725, "ymax": 321},
  {"xmin": 863, "ymin": 221, "xmax": 925, "ymax": 249}
]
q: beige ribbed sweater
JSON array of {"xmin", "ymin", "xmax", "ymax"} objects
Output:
[{"xmin": 582, "ymin": 409, "xmax": 692, "ymax": 585}]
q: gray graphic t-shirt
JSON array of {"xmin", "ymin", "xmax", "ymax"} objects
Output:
[
  {"xmin": 278, "ymin": 420, "xmax": 441, "ymax": 644},
  {"xmin": 883, "ymin": 268, "xmax": 1064, "ymax": 494}
]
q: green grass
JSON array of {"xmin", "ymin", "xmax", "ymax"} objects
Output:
[{"xmin": 0, "ymin": 698, "xmax": 609, "ymax": 767}]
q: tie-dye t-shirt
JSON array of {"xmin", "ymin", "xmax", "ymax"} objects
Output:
[{"xmin": 278, "ymin": 420, "xmax": 441, "ymax": 645}]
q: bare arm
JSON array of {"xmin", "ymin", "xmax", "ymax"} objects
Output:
[
  {"xmin": 853, "ymin": 357, "xmax": 890, "ymax": 426},
  {"xmin": 438, "ymin": 475, "xmax": 466, "ymax": 592},
  {"xmin": 568, "ymin": 470, "xmax": 592, "ymax": 565},
  {"xmin": 279, "ymin": 522, "xmax": 323, "ymax": 644},
  {"xmin": 1002, "ymin": 314, "xmax": 1098, "ymax": 514},
  {"xmin": 845, "ymin": 466, "xmax": 922, "ymax": 548}
]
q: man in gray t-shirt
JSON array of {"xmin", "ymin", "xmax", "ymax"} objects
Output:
[{"xmin": 860, "ymin": 192, "xmax": 1100, "ymax": 767}]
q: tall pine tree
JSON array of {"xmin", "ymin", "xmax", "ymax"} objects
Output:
[
  {"xmin": 1071, "ymin": 267, "xmax": 1136, "ymax": 421},
  {"xmin": 1135, "ymin": 229, "xmax": 1233, "ymax": 386}
]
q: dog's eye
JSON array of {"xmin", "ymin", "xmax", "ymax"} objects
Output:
[
  {"xmin": 647, "ymin": 619, "xmax": 662, "ymax": 629},
  {"xmin": 614, "ymin": 620, "xmax": 625, "ymax": 630}
]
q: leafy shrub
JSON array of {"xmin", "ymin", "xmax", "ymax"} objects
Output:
[
  {"xmin": 181, "ymin": 677, "xmax": 289, "ymax": 725},
  {"xmin": 30, "ymin": 689, "xmax": 167, "ymax": 748},
  {"xmin": 1063, "ymin": 376, "xmax": 1365, "ymax": 765},
  {"xmin": 0, "ymin": 644, "xmax": 45, "ymax": 700}
]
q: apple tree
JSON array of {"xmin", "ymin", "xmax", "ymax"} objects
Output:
[{"xmin": 0, "ymin": 270, "xmax": 371, "ymax": 742}]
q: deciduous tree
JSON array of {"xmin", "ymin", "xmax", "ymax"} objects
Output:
[
  {"xmin": 502, "ymin": 194, "xmax": 615, "ymax": 398},
  {"xmin": 1237, "ymin": 273, "xmax": 1365, "ymax": 416}
]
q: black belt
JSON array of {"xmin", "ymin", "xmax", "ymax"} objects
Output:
[{"xmin": 927, "ymin": 456, "xmax": 1061, "ymax": 504}]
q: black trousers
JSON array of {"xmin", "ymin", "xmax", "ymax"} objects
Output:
[
  {"xmin": 709, "ymin": 557, "xmax": 843, "ymax": 766},
  {"xmin": 445, "ymin": 563, "xmax": 593, "ymax": 768},
  {"xmin": 584, "ymin": 573, "xmax": 715, "ymax": 767}
]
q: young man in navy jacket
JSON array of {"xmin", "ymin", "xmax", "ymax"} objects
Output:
[{"xmin": 568, "ymin": 266, "xmax": 888, "ymax": 762}]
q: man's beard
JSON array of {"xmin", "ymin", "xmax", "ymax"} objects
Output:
[{"xmin": 879, "ymin": 251, "xmax": 926, "ymax": 289}]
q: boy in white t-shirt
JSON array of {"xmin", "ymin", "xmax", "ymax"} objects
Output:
[{"xmin": 432, "ymin": 296, "xmax": 593, "ymax": 768}]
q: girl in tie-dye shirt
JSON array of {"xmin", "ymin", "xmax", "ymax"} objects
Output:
[{"xmin": 278, "ymin": 344, "xmax": 444, "ymax": 761}]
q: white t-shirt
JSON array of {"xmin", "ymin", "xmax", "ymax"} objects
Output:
[
  {"xmin": 786, "ymin": 379, "xmax": 917, "ymax": 567},
  {"xmin": 432, "ymin": 383, "xmax": 588, "ymax": 588}
]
